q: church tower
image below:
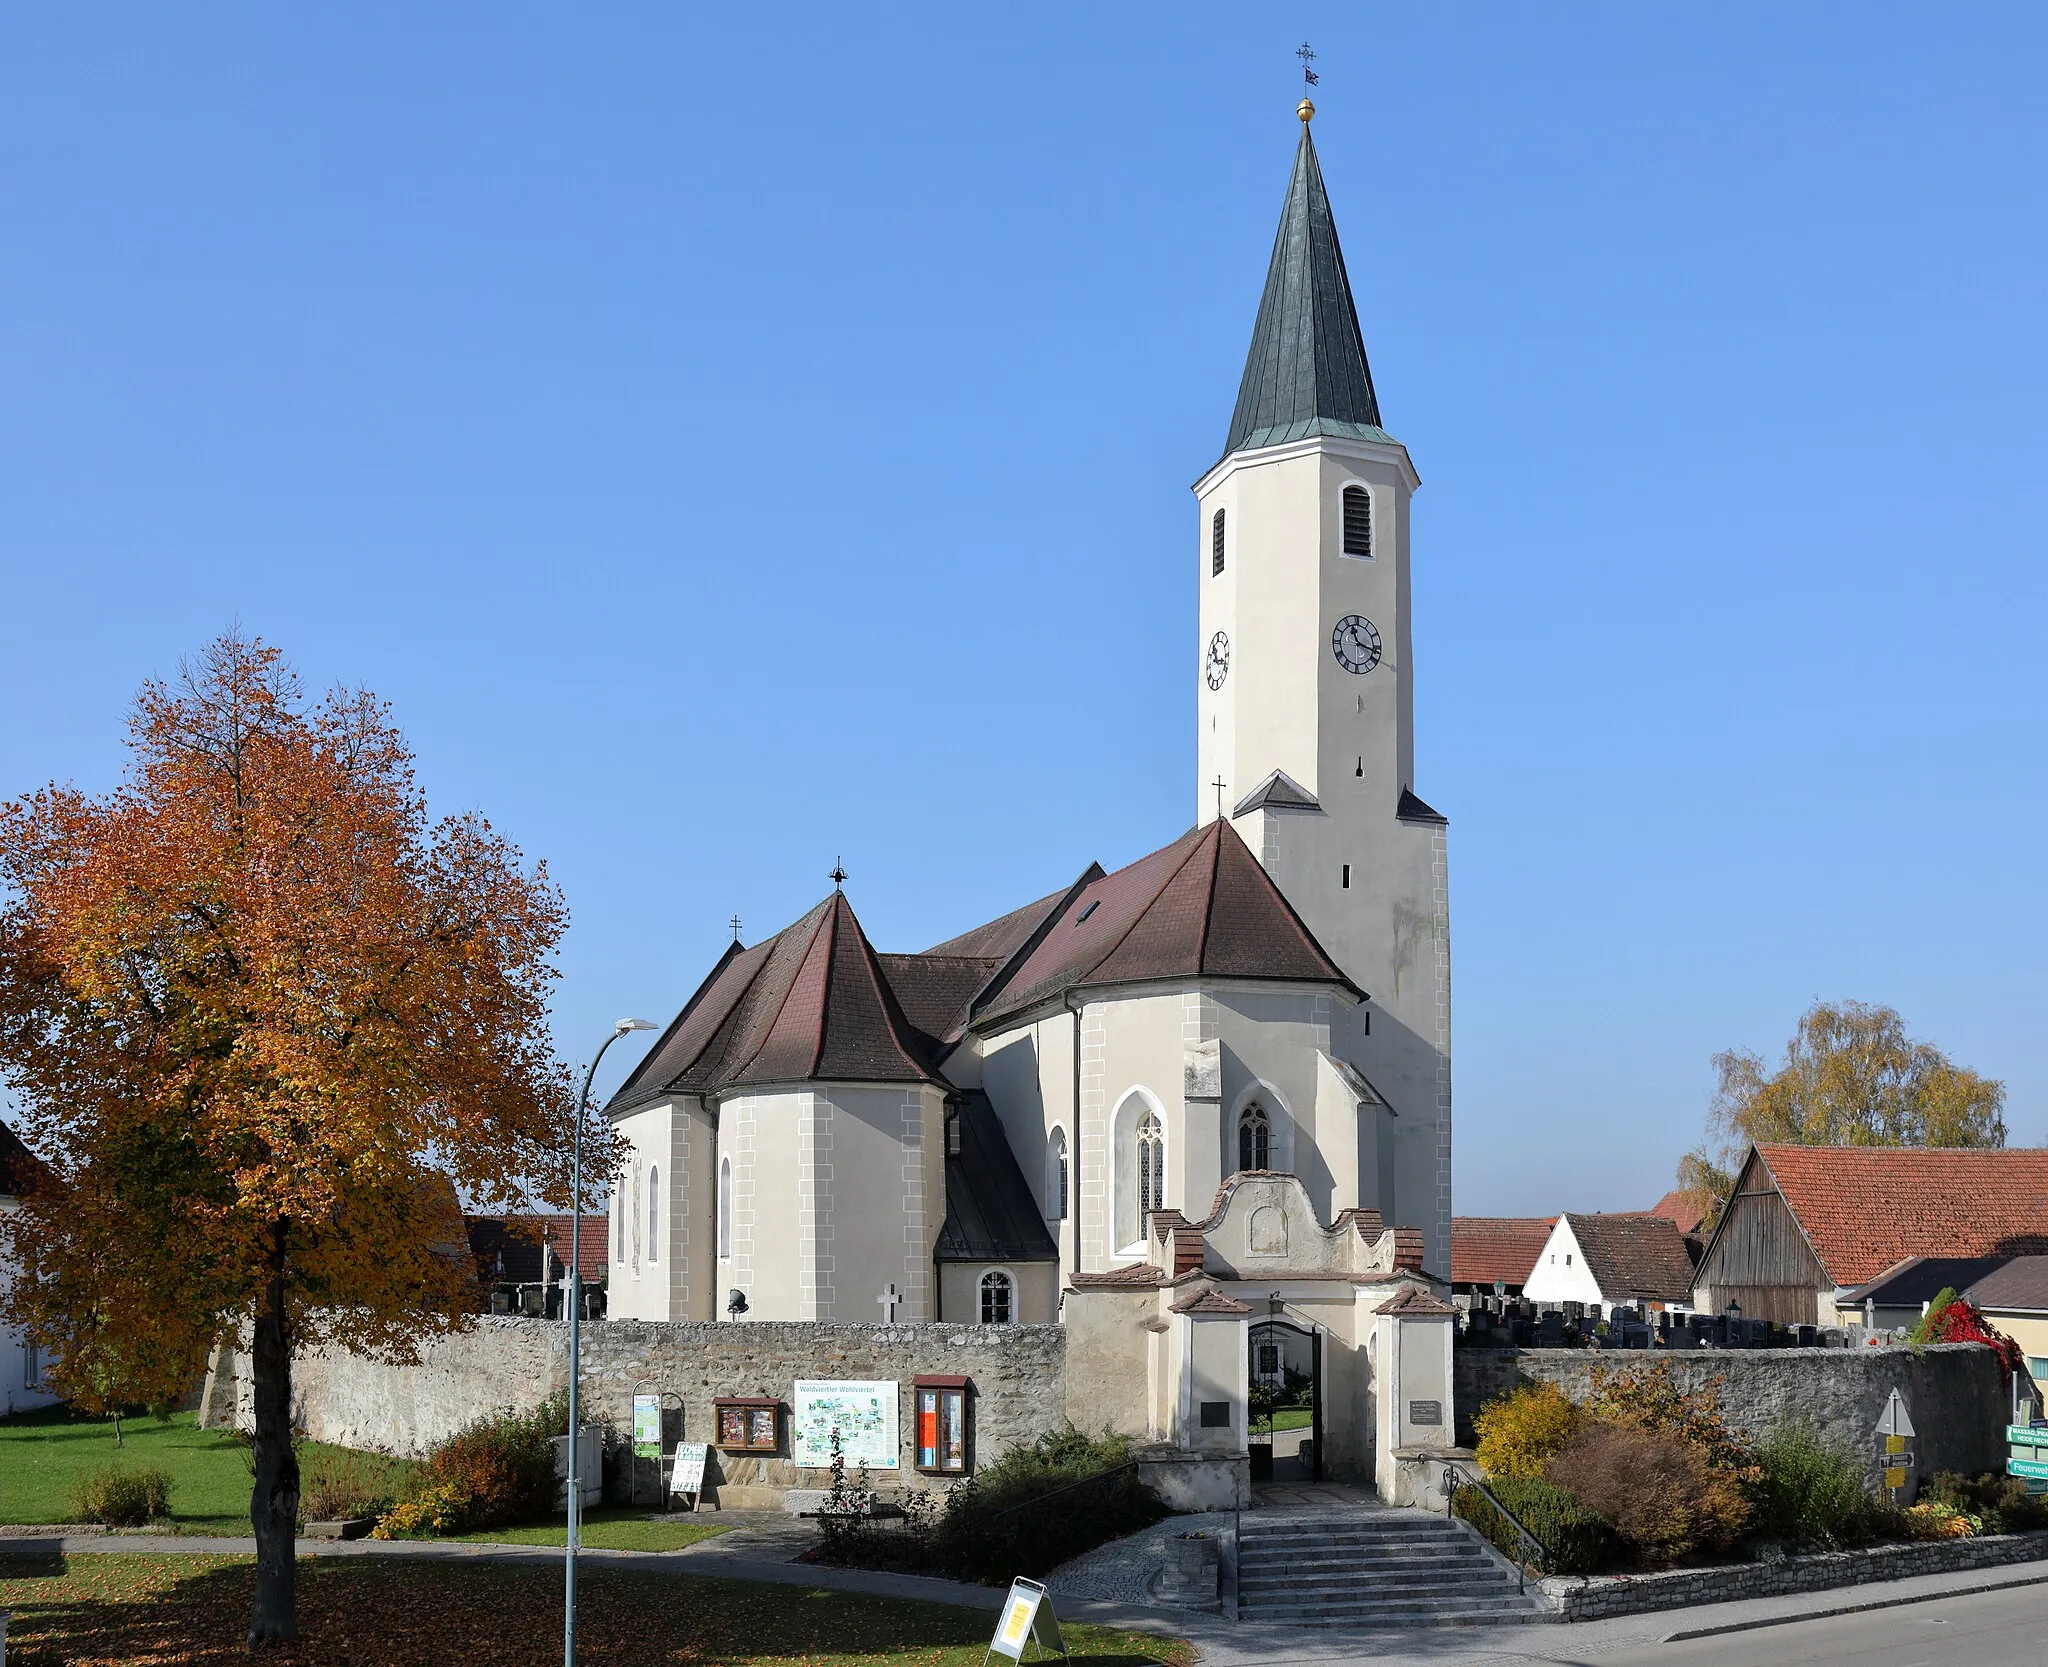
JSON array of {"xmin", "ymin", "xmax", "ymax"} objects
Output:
[{"xmin": 1194, "ymin": 102, "xmax": 1450, "ymax": 1275}]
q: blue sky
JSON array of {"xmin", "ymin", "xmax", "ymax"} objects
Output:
[{"xmin": 2, "ymin": 6, "xmax": 2042, "ymax": 1214}]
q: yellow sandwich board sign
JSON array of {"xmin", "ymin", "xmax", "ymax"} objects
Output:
[{"xmin": 984, "ymin": 1577, "xmax": 1066, "ymax": 1665}]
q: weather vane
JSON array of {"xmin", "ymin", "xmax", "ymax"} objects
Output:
[
  {"xmin": 830, "ymin": 857, "xmax": 848, "ymax": 891},
  {"xmin": 1297, "ymin": 41, "xmax": 1319, "ymax": 91}
]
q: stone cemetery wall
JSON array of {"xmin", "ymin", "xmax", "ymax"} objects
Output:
[
  {"xmin": 1453, "ymin": 1342, "xmax": 2005, "ymax": 1477},
  {"xmin": 258, "ymin": 1316, "xmax": 1070, "ymax": 1503}
]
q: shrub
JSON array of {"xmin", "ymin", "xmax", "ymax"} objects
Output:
[
  {"xmin": 931, "ymin": 1426, "xmax": 1167, "ymax": 1584},
  {"xmin": 1473, "ymin": 1381, "xmax": 1583, "ymax": 1481},
  {"xmin": 1546, "ymin": 1420, "xmax": 1751, "ymax": 1565},
  {"xmin": 300, "ymin": 1447, "xmax": 413, "ymax": 1525},
  {"xmin": 1902, "ymin": 1501, "xmax": 1974, "ymax": 1541},
  {"xmin": 1585, "ymin": 1360, "xmax": 1757, "ymax": 1477},
  {"xmin": 1754, "ymin": 1422, "xmax": 1882, "ymax": 1548},
  {"xmin": 1907, "ymin": 1289, "xmax": 1961, "ymax": 1345},
  {"xmin": 72, "ymin": 1464, "xmax": 172, "ymax": 1527},
  {"xmin": 1454, "ymin": 1475, "xmax": 1621, "ymax": 1575},
  {"xmin": 1926, "ymin": 1471, "xmax": 2048, "ymax": 1535},
  {"xmin": 373, "ymin": 1391, "xmax": 567, "ymax": 1538}
]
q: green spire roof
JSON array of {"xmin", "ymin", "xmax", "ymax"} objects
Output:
[{"xmin": 1223, "ymin": 124, "xmax": 1389, "ymax": 458}]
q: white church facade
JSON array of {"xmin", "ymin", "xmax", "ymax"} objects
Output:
[{"xmin": 604, "ymin": 108, "xmax": 1454, "ymax": 1373}]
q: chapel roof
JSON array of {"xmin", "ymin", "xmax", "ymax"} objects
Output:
[
  {"xmin": 1745, "ymin": 1144, "xmax": 2048, "ymax": 1289},
  {"xmin": 971, "ymin": 817, "xmax": 1360, "ymax": 1024},
  {"xmin": 1223, "ymin": 121, "xmax": 1388, "ymax": 460},
  {"xmin": 607, "ymin": 891, "xmax": 943, "ymax": 1112},
  {"xmin": 934, "ymin": 1092, "xmax": 1060, "ymax": 1265},
  {"xmin": 1560, "ymin": 1212, "xmax": 1699, "ymax": 1305}
]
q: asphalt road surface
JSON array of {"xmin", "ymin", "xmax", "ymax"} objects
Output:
[{"xmin": 1598, "ymin": 1582, "xmax": 2048, "ymax": 1667}]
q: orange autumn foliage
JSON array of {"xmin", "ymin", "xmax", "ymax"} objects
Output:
[{"xmin": 0, "ymin": 631, "xmax": 593, "ymax": 1643}]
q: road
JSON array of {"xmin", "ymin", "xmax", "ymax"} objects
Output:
[{"xmin": 1604, "ymin": 1582, "xmax": 2048, "ymax": 1667}]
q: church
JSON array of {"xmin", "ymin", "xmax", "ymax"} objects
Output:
[{"xmin": 603, "ymin": 103, "xmax": 1452, "ymax": 1346}]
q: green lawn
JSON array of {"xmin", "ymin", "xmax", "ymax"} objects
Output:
[
  {"xmin": 0, "ymin": 1407, "xmax": 727, "ymax": 1551},
  {"xmin": 449, "ymin": 1505, "xmax": 730, "ymax": 1552},
  {"xmin": 0, "ymin": 1553, "xmax": 1192, "ymax": 1665},
  {"xmin": 0, "ymin": 1406, "xmax": 323, "ymax": 1534},
  {"xmin": 1251, "ymin": 1407, "xmax": 1313, "ymax": 1434}
]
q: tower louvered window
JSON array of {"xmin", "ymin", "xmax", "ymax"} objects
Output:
[
  {"xmin": 1342, "ymin": 486, "xmax": 1372, "ymax": 558},
  {"xmin": 1211, "ymin": 509, "xmax": 1227, "ymax": 576},
  {"xmin": 1137, "ymin": 1111, "xmax": 1164, "ymax": 1219}
]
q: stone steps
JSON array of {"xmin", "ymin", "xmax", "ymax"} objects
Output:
[{"xmin": 1234, "ymin": 1510, "xmax": 1553, "ymax": 1629}]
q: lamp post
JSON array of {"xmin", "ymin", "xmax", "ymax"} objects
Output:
[{"xmin": 564, "ymin": 1017, "xmax": 657, "ymax": 1667}]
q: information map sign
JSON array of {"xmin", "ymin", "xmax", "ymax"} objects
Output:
[
  {"xmin": 984, "ymin": 1576, "xmax": 1066, "ymax": 1665},
  {"xmin": 633, "ymin": 1394, "xmax": 663, "ymax": 1460},
  {"xmin": 793, "ymin": 1379, "xmax": 900, "ymax": 1471}
]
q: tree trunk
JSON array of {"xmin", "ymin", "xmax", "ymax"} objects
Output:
[{"xmin": 247, "ymin": 1225, "xmax": 299, "ymax": 1648}]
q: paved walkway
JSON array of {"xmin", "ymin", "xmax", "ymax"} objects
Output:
[{"xmin": 11, "ymin": 1528, "xmax": 2048, "ymax": 1663}]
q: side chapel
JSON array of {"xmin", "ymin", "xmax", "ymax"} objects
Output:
[{"xmin": 602, "ymin": 103, "xmax": 1455, "ymax": 1482}]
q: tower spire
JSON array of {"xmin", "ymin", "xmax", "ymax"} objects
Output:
[{"xmin": 1222, "ymin": 101, "xmax": 1383, "ymax": 459}]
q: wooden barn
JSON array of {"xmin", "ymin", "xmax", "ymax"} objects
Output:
[{"xmin": 1692, "ymin": 1144, "xmax": 2048, "ymax": 1326}]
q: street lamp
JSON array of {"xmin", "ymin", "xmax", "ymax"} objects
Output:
[{"xmin": 565, "ymin": 1016, "xmax": 657, "ymax": 1667}]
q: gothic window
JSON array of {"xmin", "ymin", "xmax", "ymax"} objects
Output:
[
  {"xmin": 1342, "ymin": 486, "xmax": 1372, "ymax": 558},
  {"xmin": 1137, "ymin": 1111, "xmax": 1164, "ymax": 1219},
  {"xmin": 646, "ymin": 1165, "xmax": 660, "ymax": 1263},
  {"xmin": 613, "ymin": 1188, "xmax": 624, "ymax": 1265},
  {"xmin": 1047, "ymin": 1128, "xmax": 1068, "ymax": 1222},
  {"xmin": 717, "ymin": 1156, "xmax": 733, "ymax": 1260},
  {"xmin": 1238, "ymin": 1102, "xmax": 1271, "ymax": 1173},
  {"xmin": 980, "ymin": 1269, "xmax": 1014, "ymax": 1325},
  {"xmin": 1211, "ymin": 508, "xmax": 1227, "ymax": 576}
]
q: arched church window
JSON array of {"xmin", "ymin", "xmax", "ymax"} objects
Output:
[
  {"xmin": 1211, "ymin": 508, "xmax": 1227, "ymax": 576},
  {"xmin": 1342, "ymin": 485, "xmax": 1372, "ymax": 558},
  {"xmin": 1137, "ymin": 1111, "xmax": 1164, "ymax": 1220},
  {"xmin": 646, "ymin": 1165, "xmax": 660, "ymax": 1263},
  {"xmin": 717, "ymin": 1156, "xmax": 733, "ymax": 1260},
  {"xmin": 980, "ymin": 1269, "xmax": 1014, "ymax": 1325},
  {"xmin": 1047, "ymin": 1128, "xmax": 1068, "ymax": 1222},
  {"xmin": 1238, "ymin": 1102, "xmax": 1271, "ymax": 1173}
]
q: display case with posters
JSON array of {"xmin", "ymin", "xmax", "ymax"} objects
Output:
[
  {"xmin": 712, "ymin": 1396, "xmax": 781, "ymax": 1454},
  {"xmin": 914, "ymin": 1375, "xmax": 970, "ymax": 1474}
]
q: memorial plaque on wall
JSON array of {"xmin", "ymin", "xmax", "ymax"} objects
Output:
[
  {"xmin": 1408, "ymin": 1399, "xmax": 1444, "ymax": 1427},
  {"xmin": 793, "ymin": 1379, "xmax": 900, "ymax": 1470}
]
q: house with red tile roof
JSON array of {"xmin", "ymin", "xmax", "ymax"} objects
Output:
[
  {"xmin": 1523, "ymin": 1213, "xmax": 1699, "ymax": 1315},
  {"xmin": 1692, "ymin": 1144, "xmax": 2048, "ymax": 1326},
  {"xmin": 1451, "ymin": 1217, "xmax": 1555, "ymax": 1295}
]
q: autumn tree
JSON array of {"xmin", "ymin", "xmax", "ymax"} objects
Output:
[
  {"xmin": 1676, "ymin": 999, "xmax": 2006, "ymax": 1228},
  {"xmin": 0, "ymin": 633, "xmax": 584, "ymax": 1647}
]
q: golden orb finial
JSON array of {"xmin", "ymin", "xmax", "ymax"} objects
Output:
[{"xmin": 1298, "ymin": 97, "xmax": 1315, "ymax": 123}]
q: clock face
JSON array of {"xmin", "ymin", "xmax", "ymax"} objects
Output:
[
  {"xmin": 1332, "ymin": 614, "xmax": 1382, "ymax": 675},
  {"xmin": 1205, "ymin": 630, "xmax": 1231, "ymax": 690}
]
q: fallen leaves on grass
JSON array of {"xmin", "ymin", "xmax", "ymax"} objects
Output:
[{"xmin": 0, "ymin": 1553, "xmax": 1193, "ymax": 1666}]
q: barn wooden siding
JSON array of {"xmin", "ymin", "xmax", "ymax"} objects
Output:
[{"xmin": 1693, "ymin": 1158, "xmax": 1833, "ymax": 1326}]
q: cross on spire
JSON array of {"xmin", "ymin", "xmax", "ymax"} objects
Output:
[
  {"xmin": 830, "ymin": 857, "xmax": 848, "ymax": 891},
  {"xmin": 729, "ymin": 914, "xmax": 742, "ymax": 943},
  {"xmin": 1213, "ymin": 775, "xmax": 1228, "ymax": 819},
  {"xmin": 1296, "ymin": 41, "xmax": 1319, "ymax": 90}
]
